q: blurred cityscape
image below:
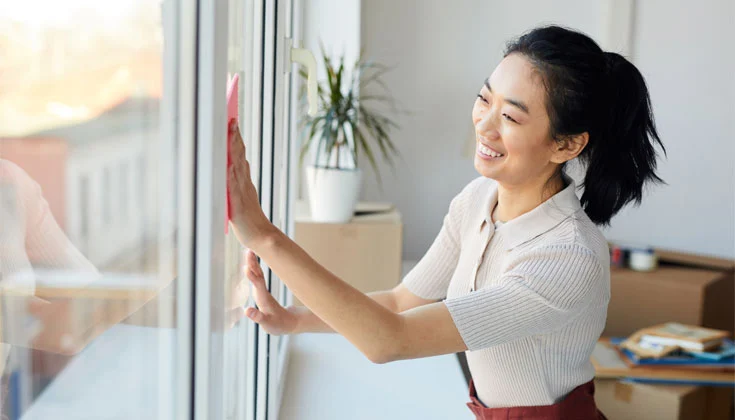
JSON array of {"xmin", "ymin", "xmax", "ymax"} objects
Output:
[
  {"xmin": 0, "ymin": 0, "xmax": 165, "ymax": 272},
  {"xmin": 1, "ymin": 2, "xmax": 170, "ymax": 408}
]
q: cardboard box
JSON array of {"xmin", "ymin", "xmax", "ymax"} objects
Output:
[
  {"xmin": 292, "ymin": 200, "xmax": 403, "ymax": 305},
  {"xmin": 594, "ymin": 379, "xmax": 733, "ymax": 420},
  {"xmin": 603, "ymin": 249, "xmax": 735, "ymax": 338}
]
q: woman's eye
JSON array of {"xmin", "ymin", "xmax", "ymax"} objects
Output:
[
  {"xmin": 502, "ymin": 113, "xmax": 517, "ymax": 123},
  {"xmin": 476, "ymin": 94, "xmax": 488, "ymax": 103}
]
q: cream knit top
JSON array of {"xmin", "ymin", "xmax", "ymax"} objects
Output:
[
  {"xmin": 402, "ymin": 175, "xmax": 610, "ymax": 408},
  {"xmin": 0, "ymin": 159, "xmax": 97, "ymax": 376}
]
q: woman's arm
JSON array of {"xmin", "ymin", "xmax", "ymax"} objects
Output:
[
  {"xmin": 227, "ymin": 120, "xmax": 469, "ymax": 362},
  {"xmin": 288, "ymin": 285, "xmax": 437, "ymax": 334},
  {"xmin": 5, "ymin": 161, "xmax": 180, "ymax": 352},
  {"xmin": 251, "ymin": 230, "xmax": 467, "ymax": 363}
]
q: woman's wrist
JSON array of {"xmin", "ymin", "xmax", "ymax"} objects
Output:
[
  {"xmin": 247, "ymin": 223, "xmax": 281, "ymax": 255},
  {"xmin": 285, "ymin": 305, "xmax": 306, "ymax": 334}
]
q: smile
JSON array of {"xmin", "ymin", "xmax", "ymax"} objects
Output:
[{"xmin": 477, "ymin": 143, "xmax": 505, "ymax": 159}]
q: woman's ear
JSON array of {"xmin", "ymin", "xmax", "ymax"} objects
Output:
[{"xmin": 551, "ymin": 132, "xmax": 589, "ymax": 163}]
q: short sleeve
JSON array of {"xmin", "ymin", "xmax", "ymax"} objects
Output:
[
  {"xmin": 401, "ymin": 177, "xmax": 485, "ymax": 300},
  {"xmin": 0, "ymin": 160, "xmax": 97, "ymax": 274},
  {"xmin": 444, "ymin": 244, "xmax": 604, "ymax": 351},
  {"xmin": 24, "ymin": 174, "xmax": 98, "ymax": 273}
]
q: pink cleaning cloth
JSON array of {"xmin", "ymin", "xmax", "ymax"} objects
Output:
[{"xmin": 226, "ymin": 73, "xmax": 239, "ymax": 234}]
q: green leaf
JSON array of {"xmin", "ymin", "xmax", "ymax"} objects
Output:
[
  {"xmin": 354, "ymin": 126, "xmax": 383, "ymax": 187},
  {"xmin": 336, "ymin": 55, "xmax": 344, "ymax": 98},
  {"xmin": 297, "ymin": 46, "xmax": 401, "ymax": 178},
  {"xmin": 342, "ymin": 120, "xmax": 358, "ymax": 166},
  {"xmin": 299, "ymin": 116, "xmax": 325, "ymax": 169},
  {"xmin": 359, "ymin": 65, "xmax": 394, "ymax": 91}
]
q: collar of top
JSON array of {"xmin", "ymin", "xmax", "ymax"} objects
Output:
[{"xmin": 474, "ymin": 174, "xmax": 582, "ymax": 250}]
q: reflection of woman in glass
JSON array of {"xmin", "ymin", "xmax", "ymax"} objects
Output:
[
  {"xmin": 228, "ymin": 26, "xmax": 664, "ymax": 419},
  {"xmin": 0, "ymin": 158, "xmax": 100, "ymax": 416},
  {"xmin": 0, "ymin": 158, "xmax": 244, "ymax": 416},
  {"xmin": 0, "ymin": 159, "xmax": 100, "ymax": 357}
]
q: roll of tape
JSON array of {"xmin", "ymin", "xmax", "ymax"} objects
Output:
[{"xmin": 629, "ymin": 248, "xmax": 658, "ymax": 271}]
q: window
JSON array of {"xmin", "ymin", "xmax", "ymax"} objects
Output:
[
  {"xmin": 79, "ymin": 175, "xmax": 90, "ymax": 253},
  {"xmin": 0, "ymin": 0, "xmax": 188, "ymax": 418},
  {"xmin": 0, "ymin": 1, "xmax": 299, "ymax": 418},
  {"xmin": 103, "ymin": 167, "xmax": 112, "ymax": 226},
  {"xmin": 120, "ymin": 162, "xmax": 129, "ymax": 222}
]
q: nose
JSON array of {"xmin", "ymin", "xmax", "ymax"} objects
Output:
[{"xmin": 475, "ymin": 107, "xmax": 501, "ymax": 140}]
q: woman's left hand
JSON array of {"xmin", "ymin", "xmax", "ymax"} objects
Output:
[{"xmin": 227, "ymin": 120, "xmax": 275, "ymax": 249}]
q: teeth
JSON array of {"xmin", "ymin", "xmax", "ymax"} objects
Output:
[{"xmin": 479, "ymin": 144, "xmax": 503, "ymax": 157}]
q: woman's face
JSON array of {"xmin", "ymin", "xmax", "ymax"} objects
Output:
[{"xmin": 472, "ymin": 53, "xmax": 560, "ymax": 187}]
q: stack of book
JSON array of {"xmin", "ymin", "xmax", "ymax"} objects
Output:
[
  {"xmin": 592, "ymin": 323, "xmax": 735, "ymax": 386},
  {"xmin": 620, "ymin": 322, "xmax": 732, "ymax": 358}
]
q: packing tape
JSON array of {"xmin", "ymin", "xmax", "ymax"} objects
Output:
[{"xmin": 614, "ymin": 381, "xmax": 633, "ymax": 403}]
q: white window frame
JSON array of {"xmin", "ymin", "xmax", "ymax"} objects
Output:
[{"xmin": 188, "ymin": 0, "xmax": 298, "ymax": 418}]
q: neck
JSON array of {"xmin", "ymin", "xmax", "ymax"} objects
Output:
[{"xmin": 493, "ymin": 174, "xmax": 565, "ymax": 223}]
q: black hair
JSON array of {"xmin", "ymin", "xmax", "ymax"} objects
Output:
[{"xmin": 504, "ymin": 25, "xmax": 666, "ymax": 226}]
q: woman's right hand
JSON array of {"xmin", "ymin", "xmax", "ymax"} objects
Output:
[{"xmin": 243, "ymin": 249, "xmax": 299, "ymax": 335}]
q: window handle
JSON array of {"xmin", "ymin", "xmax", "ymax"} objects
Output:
[{"xmin": 286, "ymin": 38, "xmax": 318, "ymax": 117}]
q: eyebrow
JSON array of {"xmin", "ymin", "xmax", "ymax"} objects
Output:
[{"xmin": 484, "ymin": 78, "xmax": 530, "ymax": 115}]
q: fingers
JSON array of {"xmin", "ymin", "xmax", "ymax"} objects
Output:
[
  {"xmin": 228, "ymin": 161, "xmax": 241, "ymax": 191},
  {"xmin": 227, "ymin": 306, "xmax": 246, "ymax": 329},
  {"xmin": 27, "ymin": 296, "xmax": 51, "ymax": 316},
  {"xmin": 245, "ymin": 249, "xmax": 263, "ymax": 277},
  {"xmin": 245, "ymin": 257, "xmax": 266, "ymax": 290},
  {"xmin": 245, "ymin": 306, "xmax": 267, "ymax": 324},
  {"xmin": 228, "ymin": 121, "xmax": 247, "ymax": 166},
  {"xmin": 244, "ymin": 255, "xmax": 279, "ymax": 312},
  {"xmin": 227, "ymin": 277, "xmax": 249, "ymax": 310},
  {"xmin": 246, "ymin": 269, "xmax": 273, "ymax": 309},
  {"xmin": 227, "ymin": 142, "xmax": 250, "ymax": 195},
  {"xmin": 227, "ymin": 120, "xmax": 250, "ymax": 179},
  {"xmin": 27, "ymin": 296, "xmax": 57, "ymax": 320}
]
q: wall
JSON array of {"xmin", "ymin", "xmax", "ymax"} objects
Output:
[
  {"xmin": 358, "ymin": 0, "xmax": 735, "ymax": 259},
  {"xmin": 298, "ymin": 0, "xmax": 362, "ymax": 201},
  {"xmin": 359, "ymin": 0, "xmax": 603, "ymax": 260},
  {"xmin": 602, "ymin": 0, "xmax": 735, "ymax": 258}
]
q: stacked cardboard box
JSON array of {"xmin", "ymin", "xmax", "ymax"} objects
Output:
[
  {"xmin": 291, "ymin": 200, "xmax": 403, "ymax": 306},
  {"xmin": 595, "ymin": 380, "xmax": 733, "ymax": 420},
  {"xmin": 603, "ymin": 249, "xmax": 734, "ymax": 338},
  {"xmin": 596, "ymin": 249, "xmax": 735, "ymax": 420}
]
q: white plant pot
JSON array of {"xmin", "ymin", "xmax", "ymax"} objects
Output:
[{"xmin": 305, "ymin": 166, "xmax": 363, "ymax": 223}]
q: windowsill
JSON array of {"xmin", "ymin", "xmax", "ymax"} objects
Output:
[
  {"xmin": 278, "ymin": 261, "xmax": 472, "ymax": 420},
  {"xmin": 279, "ymin": 334, "xmax": 471, "ymax": 420}
]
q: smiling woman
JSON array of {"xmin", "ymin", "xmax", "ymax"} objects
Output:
[{"xmin": 226, "ymin": 25, "xmax": 665, "ymax": 420}]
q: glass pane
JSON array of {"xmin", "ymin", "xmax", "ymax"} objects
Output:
[
  {"xmin": 0, "ymin": 1, "xmax": 187, "ymax": 418},
  {"xmin": 270, "ymin": 0, "xmax": 293, "ymax": 402},
  {"xmin": 221, "ymin": 0, "xmax": 255, "ymax": 418}
]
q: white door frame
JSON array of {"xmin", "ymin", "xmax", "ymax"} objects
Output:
[{"xmin": 193, "ymin": 0, "xmax": 229, "ymax": 418}]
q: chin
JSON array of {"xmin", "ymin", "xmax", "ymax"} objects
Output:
[{"xmin": 474, "ymin": 158, "xmax": 499, "ymax": 180}]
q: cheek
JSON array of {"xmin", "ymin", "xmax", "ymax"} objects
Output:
[
  {"xmin": 472, "ymin": 104, "xmax": 483, "ymax": 125},
  {"xmin": 504, "ymin": 130, "xmax": 548, "ymax": 163}
]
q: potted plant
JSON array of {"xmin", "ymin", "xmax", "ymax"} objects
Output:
[{"xmin": 298, "ymin": 47, "xmax": 402, "ymax": 223}]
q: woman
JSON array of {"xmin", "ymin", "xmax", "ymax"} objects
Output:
[
  {"xmin": 227, "ymin": 25, "xmax": 664, "ymax": 419},
  {"xmin": 0, "ymin": 158, "xmax": 245, "ymax": 417}
]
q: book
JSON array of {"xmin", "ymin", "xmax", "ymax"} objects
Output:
[
  {"xmin": 640, "ymin": 334, "xmax": 722, "ymax": 352},
  {"xmin": 684, "ymin": 340, "xmax": 735, "ymax": 360},
  {"xmin": 591, "ymin": 339, "xmax": 735, "ymax": 386},
  {"xmin": 619, "ymin": 377, "xmax": 735, "ymax": 387},
  {"xmin": 620, "ymin": 331, "xmax": 679, "ymax": 358},
  {"xmin": 638, "ymin": 323, "xmax": 729, "ymax": 351},
  {"xmin": 610, "ymin": 337, "xmax": 735, "ymax": 371}
]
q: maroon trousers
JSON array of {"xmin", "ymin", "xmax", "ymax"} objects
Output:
[{"xmin": 467, "ymin": 379, "xmax": 608, "ymax": 420}]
